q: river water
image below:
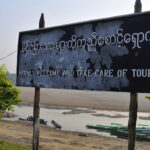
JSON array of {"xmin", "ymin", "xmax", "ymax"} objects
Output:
[{"xmin": 4, "ymin": 105, "xmax": 150, "ymax": 137}]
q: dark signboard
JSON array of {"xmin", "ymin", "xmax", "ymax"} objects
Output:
[{"xmin": 17, "ymin": 11, "xmax": 150, "ymax": 92}]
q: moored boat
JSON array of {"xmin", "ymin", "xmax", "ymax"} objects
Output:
[
  {"xmin": 51, "ymin": 120, "xmax": 62, "ymax": 129},
  {"xmin": 86, "ymin": 123, "xmax": 150, "ymax": 141}
]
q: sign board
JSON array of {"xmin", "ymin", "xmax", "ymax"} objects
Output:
[{"xmin": 17, "ymin": 11, "xmax": 150, "ymax": 92}]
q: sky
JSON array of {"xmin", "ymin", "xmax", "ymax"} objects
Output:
[{"xmin": 0, "ymin": 0, "xmax": 150, "ymax": 73}]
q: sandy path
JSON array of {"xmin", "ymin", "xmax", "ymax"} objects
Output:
[
  {"xmin": 0, "ymin": 120, "xmax": 150, "ymax": 150},
  {"xmin": 19, "ymin": 87, "xmax": 150, "ymax": 112}
]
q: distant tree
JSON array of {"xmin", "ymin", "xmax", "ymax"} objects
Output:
[
  {"xmin": 0, "ymin": 64, "xmax": 21, "ymax": 118},
  {"xmin": 145, "ymin": 95, "xmax": 150, "ymax": 100}
]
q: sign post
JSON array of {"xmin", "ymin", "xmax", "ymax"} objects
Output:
[
  {"xmin": 128, "ymin": 1, "xmax": 142, "ymax": 150},
  {"xmin": 128, "ymin": 93, "xmax": 138, "ymax": 150},
  {"xmin": 33, "ymin": 13, "xmax": 45, "ymax": 150},
  {"xmin": 16, "ymin": 3, "xmax": 150, "ymax": 149}
]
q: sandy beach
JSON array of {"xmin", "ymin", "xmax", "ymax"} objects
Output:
[
  {"xmin": 1, "ymin": 87, "xmax": 150, "ymax": 150},
  {"xmin": 19, "ymin": 87, "xmax": 150, "ymax": 112}
]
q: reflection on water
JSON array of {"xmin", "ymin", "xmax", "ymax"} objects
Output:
[{"xmin": 5, "ymin": 105, "xmax": 150, "ymax": 137}]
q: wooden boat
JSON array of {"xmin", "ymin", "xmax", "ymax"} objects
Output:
[
  {"xmin": 110, "ymin": 129, "xmax": 150, "ymax": 142},
  {"xmin": 111, "ymin": 123, "xmax": 123, "ymax": 126},
  {"xmin": 26, "ymin": 116, "xmax": 47, "ymax": 125},
  {"xmin": 86, "ymin": 124, "xmax": 150, "ymax": 141},
  {"xmin": 40, "ymin": 118, "xmax": 47, "ymax": 125},
  {"xmin": 51, "ymin": 120, "xmax": 62, "ymax": 129},
  {"xmin": 86, "ymin": 124, "xmax": 126, "ymax": 132},
  {"xmin": 87, "ymin": 123, "xmax": 150, "ymax": 133}
]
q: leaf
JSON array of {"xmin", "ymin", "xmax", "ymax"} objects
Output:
[
  {"xmin": 145, "ymin": 95, "xmax": 150, "ymax": 100},
  {"xmin": 0, "ymin": 64, "xmax": 21, "ymax": 119}
]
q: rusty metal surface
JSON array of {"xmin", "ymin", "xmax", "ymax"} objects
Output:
[{"xmin": 17, "ymin": 11, "xmax": 150, "ymax": 92}]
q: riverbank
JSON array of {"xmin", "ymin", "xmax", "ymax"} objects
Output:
[
  {"xmin": 0, "ymin": 120, "xmax": 150, "ymax": 150},
  {"xmin": 1, "ymin": 87, "xmax": 150, "ymax": 149},
  {"xmin": 19, "ymin": 87, "xmax": 150, "ymax": 112}
]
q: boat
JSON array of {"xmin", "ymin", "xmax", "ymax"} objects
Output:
[
  {"xmin": 26, "ymin": 116, "xmax": 47, "ymax": 125},
  {"xmin": 51, "ymin": 120, "xmax": 62, "ymax": 129},
  {"xmin": 27, "ymin": 116, "xmax": 33, "ymax": 121},
  {"xmin": 86, "ymin": 124, "xmax": 126, "ymax": 132},
  {"xmin": 110, "ymin": 129, "xmax": 150, "ymax": 142},
  {"xmin": 111, "ymin": 123, "xmax": 123, "ymax": 126},
  {"xmin": 86, "ymin": 123, "xmax": 150, "ymax": 141},
  {"xmin": 40, "ymin": 118, "xmax": 47, "ymax": 125}
]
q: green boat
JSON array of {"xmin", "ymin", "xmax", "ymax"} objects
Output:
[
  {"xmin": 86, "ymin": 123, "xmax": 150, "ymax": 133},
  {"xmin": 86, "ymin": 124, "xmax": 126, "ymax": 132},
  {"xmin": 110, "ymin": 129, "xmax": 150, "ymax": 142},
  {"xmin": 86, "ymin": 123, "xmax": 150, "ymax": 141}
]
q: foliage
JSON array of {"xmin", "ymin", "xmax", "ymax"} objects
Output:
[
  {"xmin": 145, "ymin": 95, "xmax": 150, "ymax": 100},
  {"xmin": 0, "ymin": 140, "xmax": 50, "ymax": 150},
  {"xmin": 0, "ymin": 64, "xmax": 21, "ymax": 116}
]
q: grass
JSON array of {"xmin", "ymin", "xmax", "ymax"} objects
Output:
[{"xmin": 0, "ymin": 141, "xmax": 50, "ymax": 150}]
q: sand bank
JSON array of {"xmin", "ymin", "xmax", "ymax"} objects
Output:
[{"xmin": 19, "ymin": 87, "xmax": 150, "ymax": 112}]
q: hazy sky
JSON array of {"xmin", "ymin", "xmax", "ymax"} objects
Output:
[{"xmin": 0, "ymin": 0, "xmax": 150, "ymax": 73}]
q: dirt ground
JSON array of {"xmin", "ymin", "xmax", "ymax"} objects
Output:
[{"xmin": 0, "ymin": 120, "xmax": 150, "ymax": 150}]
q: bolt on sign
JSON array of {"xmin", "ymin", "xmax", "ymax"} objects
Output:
[{"xmin": 17, "ymin": 11, "xmax": 150, "ymax": 92}]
